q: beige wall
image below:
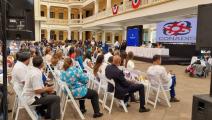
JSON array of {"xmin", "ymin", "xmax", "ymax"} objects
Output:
[
  {"xmin": 71, "ymin": 8, "xmax": 80, "ymax": 19},
  {"xmin": 111, "ymin": 0, "xmax": 122, "ymax": 6},
  {"xmin": 50, "ymin": 6, "xmax": 68, "ymax": 19},
  {"xmin": 98, "ymin": 0, "xmax": 106, "ymax": 12}
]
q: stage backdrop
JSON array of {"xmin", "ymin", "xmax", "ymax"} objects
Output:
[
  {"xmin": 156, "ymin": 18, "xmax": 197, "ymax": 43},
  {"xmin": 127, "ymin": 26, "xmax": 143, "ymax": 46}
]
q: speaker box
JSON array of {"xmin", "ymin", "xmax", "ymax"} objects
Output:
[
  {"xmin": 192, "ymin": 94, "xmax": 212, "ymax": 120},
  {"xmin": 6, "ymin": 0, "xmax": 35, "ymax": 40},
  {"xmin": 196, "ymin": 3, "xmax": 212, "ymax": 50}
]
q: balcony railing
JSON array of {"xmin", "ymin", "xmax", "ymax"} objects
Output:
[
  {"xmin": 47, "ymin": 19, "xmax": 69, "ymax": 25},
  {"xmin": 70, "ymin": 19, "xmax": 83, "ymax": 24},
  {"xmin": 41, "ymin": 0, "xmax": 85, "ymax": 3}
]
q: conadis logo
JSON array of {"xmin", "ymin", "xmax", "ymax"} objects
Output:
[{"xmin": 163, "ymin": 21, "xmax": 192, "ymax": 36}]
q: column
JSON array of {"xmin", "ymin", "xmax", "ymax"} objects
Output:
[
  {"xmin": 80, "ymin": 9, "xmax": 82, "ymax": 19},
  {"xmin": 107, "ymin": 0, "xmax": 111, "ymax": 10},
  {"xmin": 47, "ymin": 29, "xmax": 50, "ymax": 41},
  {"xmin": 47, "ymin": 5, "xmax": 50, "ymax": 19},
  {"xmin": 147, "ymin": 29, "xmax": 152, "ymax": 42},
  {"xmin": 95, "ymin": 0, "xmax": 99, "ymax": 14},
  {"xmin": 68, "ymin": 30, "xmax": 71, "ymax": 40},
  {"xmin": 34, "ymin": 0, "xmax": 40, "ymax": 19},
  {"xmin": 122, "ymin": 26, "xmax": 127, "ymax": 41},
  {"xmin": 95, "ymin": 31, "xmax": 98, "ymax": 41},
  {"xmin": 79, "ymin": 30, "xmax": 82, "ymax": 40},
  {"xmin": 35, "ymin": 21, "xmax": 41, "ymax": 41},
  {"xmin": 68, "ymin": 7, "xmax": 71, "ymax": 20},
  {"xmin": 123, "ymin": 0, "xmax": 127, "ymax": 11},
  {"xmin": 112, "ymin": 32, "xmax": 115, "ymax": 44},
  {"xmin": 102, "ymin": 31, "xmax": 106, "ymax": 43}
]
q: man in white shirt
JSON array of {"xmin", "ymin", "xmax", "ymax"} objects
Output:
[
  {"xmin": 114, "ymin": 40, "xmax": 120, "ymax": 49},
  {"xmin": 104, "ymin": 48, "xmax": 113, "ymax": 63},
  {"xmin": 12, "ymin": 52, "xmax": 31, "ymax": 92},
  {"xmin": 147, "ymin": 55, "xmax": 179, "ymax": 102},
  {"xmin": 22, "ymin": 56, "xmax": 60, "ymax": 119}
]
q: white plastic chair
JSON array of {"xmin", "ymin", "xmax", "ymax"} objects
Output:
[
  {"xmin": 102, "ymin": 78, "xmax": 128, "ymax": 114},
  {"xmin": 61, "ymin": 82, "xmax": 85, "ymax": 120},
  {"xmin": 13, "ymin": 86, "xmax": 39, "ymax": 120},
  {"xmin": 147, "ymin": 74, "xmax": 171, "ymax": 109}
]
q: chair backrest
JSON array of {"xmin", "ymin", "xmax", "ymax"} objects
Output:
[
  {"xmin": 191, "ymin": 56, "xmax": 198, "ymax": 64},
  {"xmin": 147, "ymin": 73, "xmax": 162, "ymax": 89}
]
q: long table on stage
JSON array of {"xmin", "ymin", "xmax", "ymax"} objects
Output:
[{"xmin": 126, "ymin": 47, "xmax": 169, "ymax": 58}]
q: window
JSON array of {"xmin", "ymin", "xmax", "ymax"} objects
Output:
[
  {"xmin": 41, "ymin": 11, "xmax": 45, "ymax": 17},
  {"xmin": 50, "ymin": 31, "xmax": 56, "ymax": 40},
  {"xmin": 50, "ymin": 12, "xmax": 55, "ymax": 18},
  {"xmin": 71, "ymin": 14, "xmax": 74, "ymax": 19},
  {"xmin": 41, "ymin": 30, "xmax": 46, "ymax": 39},
  {"xmin": 59, "ymin": 13, "xmax": 64, "ymax": 19},
  {"xmin": 59, "ymin": 31, "xmax": 64, "ymax": 40}
]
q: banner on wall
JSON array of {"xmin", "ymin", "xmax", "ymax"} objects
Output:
[
  {"xmin": 127, "ymin": 28, "xmax": 140, "ymax": 46},
  {"xmin": 112, "ymin": 4, "xmax": 119, "ymax": 15},
  {"xmin": 156, "ymin": 18, "xmax": 197, "ymax": 43},
  {"xmin": 132, "ymin": 0, "xmax": 141, "ymax": 9}
]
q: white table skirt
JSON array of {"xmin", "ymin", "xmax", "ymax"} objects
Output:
[{"xmin": 126, "ymin": 47, "xmax": 169, "ymax": 58}]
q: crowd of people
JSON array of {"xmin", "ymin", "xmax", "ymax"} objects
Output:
[{"xmin": 1, "ymin": 39, "xmax": 180, "ymax": 120}]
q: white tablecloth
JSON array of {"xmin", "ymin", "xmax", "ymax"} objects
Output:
[{"xmin": 126, "ymin": 47, "xmax": 169, "ymax": 58}]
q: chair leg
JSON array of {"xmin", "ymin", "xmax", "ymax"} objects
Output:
[
  {"xmin": 154, "ymin": 89, "xmax": 160, "ymax": 109},
  {"xmin": 162, "ymin": 89, "xmax": 171, "ymax": 107},
  {"xmin": 71, "ymin": 98, "xmax": 85, "ymax": 120},
  {"xmin": 120, "ymin": 100, "xmax": 128, "ymax": 113},
  {"xmin": 61, "ymin": 97, "xmax": 68, "ymax": 120},
  {"xmin": 109, "ymin": 94, "xmax": 114, "ymax": 114},
  {"xmin": 15, "ymin": 108, "xmax": 20, "ymax": 120},
  {"xmin": 145, "ymin": 85, "xmax": 150, "ymax": 104},
  {"xmin": 12, "ymin": 96, "xmax": 18, "ymax": 119},
  {"xmin": 102, "ymin": 92, "xmax": 108, "ymax": 109}
]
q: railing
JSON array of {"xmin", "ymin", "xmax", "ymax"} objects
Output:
[
  {"xmin": 41, "ymin": 0, "xmax": 85, "ymax": 3},
  {"xmin": 69, "ymin": 19, "xmax": 83, "ymax": 24},
  {"xmin": 47, "ymin": 19, "xmax": 69, "ymax": 25},
  {"xmin": 83, "ymin": 15, "xmax": 96, "ymax": 24}
]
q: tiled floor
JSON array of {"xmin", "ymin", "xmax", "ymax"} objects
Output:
[{"xmin": 8, "ymin": 61, "xmax": 211, "ymax": 120}]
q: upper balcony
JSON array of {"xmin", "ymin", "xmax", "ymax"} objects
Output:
[{"xmin": 83, "ymin": 0, "xmax": 174, "ymax": 24}]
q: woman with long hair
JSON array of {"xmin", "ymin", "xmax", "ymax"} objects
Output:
[
  {"xmin": 68, "ymin": 47, "xmax": 75, "ymax": 59},
  {"xmin": 44, "ymin": 47, "xmax": 52, "ymax": 64},
  {"xmin": 60, "ymin": 58, "xmax": 103, "ymax": 118},
  {"xmin": 83, "ymin": 51, "xmax": 93, "ymax": 69},
  {"xmin": 75, "ymin": 48, "xmax": 84, "ymax": 69},
  {"xmin": 93, "ymin": 54, "xmax": 105, "ymax": 76}
]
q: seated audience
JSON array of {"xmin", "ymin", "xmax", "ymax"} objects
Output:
[
  {"xmin": 44, "ymin": 47, "xmax": 52, "ymax": 64},
  {"xmin": 105, "ymin": 55, "xmax": 150, "ymax": 113},
  {"xmin": 93, "ymin": 55, "xmax": 107, "ymax": 78},
  {"xmin": 147, "ymin": 55, "xmax": 180, "ymax": 102},
  {"xmin": 104, "ymin": 48, "xmax": 113, "ymax": 63},
  {"xmin": 83, "ymin": 51, "xmax": 93, "ymax": 69},
  {"xmin": 120, "ymin": 51, "xmax": 127, "ymax": 66},
  {"xmin": 126, "ymin": 51, "xmax": 135, "ymax": 70},
  {"xmin": 22, "ymin": 56, "xmax": 61, "ymax": 119},
  {"xmin": 60, "ymin": 58, "xmax": 103, "ymax": 118},
  {"xmin": 68, "ymin": 47, "xmax": 76, "ymax": 59},
  {"xmin": 75, "ymin": 48, "xmax": 84, "ymax": 69},
  {"xmin": 12, "ymin": 52, "xmax": 31, "ymax": 92}
]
